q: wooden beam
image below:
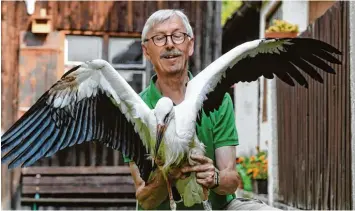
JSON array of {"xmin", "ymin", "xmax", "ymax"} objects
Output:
[
  {"xmin": 61, "ymin": 30, "xmax": 141, "ymax": 37},
  {"xmin": 22, "ymin": 175, "xmax": 134, "ymax": 185},
  {"xmin": 21, "ymin": 166, "xmax": 131, "ymax": 175},
  {"xmin": 22, "ymin": 184, "xmax": 136, "ymax": 194},
  {"xmin": 21, "ymin": 197, "xmax": 136, "ymax": 204}
]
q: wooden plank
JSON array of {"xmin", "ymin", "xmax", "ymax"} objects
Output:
[
  {"xmin": 310, "ymin": 27, "xmax": 315, "ymax": 207},
  {"xmin": 118, "ymin": 1, "xmax": 128, "ymax": 32},
  {"xmin": 23, "ymin": 184, "xmax": 135, "ymax": 194},
  {"xmin": 127, "ymin": 0, "xmax": 133, "ymax": 32},
  {"xmin": 320, "ymin": 14, "xmax": 327, "ymax": 208},
  {"xmin": 295, "ymin": 80, "xmax": 300, "ymax": 208},
  {"xmin": 21, "ymin": 166, "xmax": 131, "ymax": 175},
  {"xmin": 193, "ymin": 1, "xmax": 202, "ymax": 74},
  {"xmin": 70, "ymin": 1, "xmax": 81, "ymax": 30},
  {"xmin": 325, "ymin": 7, "xmax": 334, "ymax": 208},
  {"xmin": 1, "ymin": 1, "xmax": 18, "ymax": 131},
  {"xmin": 21, "ymin": 197, "xmax": 136, "ymax": 204},
  {"xmin": 333, "ymin": 5, "xmax": 341, "ymax": 209},
  {"xmin": 48, "ymin": 1, "xmax": 58, "ymax": 28},
  {"xmin": 343, "ymin": 2, "xmax": 351, "ymax": 209},
  {"xmin": 315, "ymin": 13, "xmax": 322, "ymax": 210},
  {"xmin": 322, "ymin": 12, "xmax": 329, "ymax": 209},
  {"xmin": 286, "ymin": 80, "xmax": 290, "ymax": 205},
  {"xmin": 146, "ymin": 1, "xmax": 158, "ymax": 18},
  {"xmin": 108, "ymin": 1, "xmax": 119, "ymax": 32},
  {"xmin": 132, "ymin": 1, "xmax": 145, "ymax": 32},
  {"xmin": 202, "ymin": 1, "xmax": 213, "ymax": 68},
  {"xmin": 276, "ymin": 79, "xmax": 283, "ymax": 202},
  {"xmin": 62, "ymin": 1, "xmax": 72, "ymax": 30},
  {"xmin": 338, "ymin": 2, "xmax": 344, "ymax": 208},
  {"xmin": 298, "ymin": 73, "xmax": 305, "ymax": 209},
  {"xmin": 291, "ymin": 77, "xmax": 296, "ymax": 207},
  {"xmin": 22, "ymin": 175, "xmax": 134, "ymax": 185},
  {"xmin": 157, "ymin": 0, "xmax": 164, "ymax": 9}
]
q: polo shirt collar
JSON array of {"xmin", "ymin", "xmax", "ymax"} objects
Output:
[{"xmin": 146, "ymin": 71, "xmax": 194, "ymax": 108}]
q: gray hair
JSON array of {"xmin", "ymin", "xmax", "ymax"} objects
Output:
[{"xmin": 141, "ymin": 9, "xmax": 194, "ymax": 43}]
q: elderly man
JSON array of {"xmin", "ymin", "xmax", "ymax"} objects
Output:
[{"xmin": 124, "ymin": 9, "xmax": 278, "ymax": 210}]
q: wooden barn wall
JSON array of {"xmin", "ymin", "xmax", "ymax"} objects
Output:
[
  {"xmin": 1, "ymin": 1, "xmax": 222, "ymax": 207},
  {"xmin": 276, "ymin": 1, "xmax": 352, "ymax": 209}
]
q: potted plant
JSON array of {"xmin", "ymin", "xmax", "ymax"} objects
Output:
[
  {"xmin": 238, "ymin": 147, "xmax": 268, "ymax": 194},
  {"xmin": 265, "ymin": 19, "xmax": 299, "ymax": 38},
  {"xmin": 236, "ymin": 156, "xmax": 253, "ymax": 192}
]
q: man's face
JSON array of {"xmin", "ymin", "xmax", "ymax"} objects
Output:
[{"xmin": 142, "ymin": 16, "xmax": 194, "ymax": 76}]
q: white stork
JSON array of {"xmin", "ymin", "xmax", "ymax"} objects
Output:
[{"xmin": 1, "ymin": 37, "xmax": 341, "ymax": 210}]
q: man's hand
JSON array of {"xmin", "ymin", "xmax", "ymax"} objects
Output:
[
  {"xmin": 179, "ymin": 146, "xmax": 241, "ymax": 195},
  {"xmin": 155, "ymin": 157, "xmax": 189, "ymax": 181},
  {"xmin": 129, "ymin": 162, "xmax": 168, "ymax": 210},
  {"xmin": 181, "ymin": 154, "xmax": 217, "ymax": 189}
]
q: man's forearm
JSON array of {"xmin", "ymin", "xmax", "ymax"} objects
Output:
[
  {"xmin": 136, "ymin": 171, "xmax": 168, "ymax": 209},
  {"xmin": 213, "ymin": 168, "xmax": 240, "ymax": 195}
]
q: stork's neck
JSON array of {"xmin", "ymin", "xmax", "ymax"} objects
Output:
[{"xmin": 155, "ymin": 72, "xmax": 189, "ymax": 105}]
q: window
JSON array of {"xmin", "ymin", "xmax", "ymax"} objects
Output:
[
  {"xmin": 65, "ymin": 35, "xmax": 103, "ymax": 65},
  {"xmin": 64, "ymin": 35, "xmax": 146, "ymax": 93},
  {"xmin": 109, "ymin": 38, "xmax": 145, "ymax": 69}
]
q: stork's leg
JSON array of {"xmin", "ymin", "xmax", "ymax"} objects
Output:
[
  {"xmin": 202, "ymin": 187, "xmax": 212, "ymax": 211},
  {"xmin": 166, "ymin": 177, "xmax": 176, "ymax": 211}
]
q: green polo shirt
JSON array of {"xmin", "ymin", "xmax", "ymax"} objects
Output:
[{"xmin": 124, "ymin": 72, "xmax": 239, "ymax": 210}]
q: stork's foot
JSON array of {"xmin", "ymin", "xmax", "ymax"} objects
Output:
[
  {"xmin": 166, "ymin": 176, "xmax": 177, "ymax": 211},
  {"xmin": 202, "ymin": 200, "xmax": 212, "ymax": 211},
  {"xmin": 202, "ymin": 186, "xmax": 212, "ymax": 210},
  {"xmin": 170, "ymin": 199, "xmax": 177, "ymax": 211}
]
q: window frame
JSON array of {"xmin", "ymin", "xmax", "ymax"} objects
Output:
[
  {"xmin": 64, "ymin": 35, "xmax": 104, "ymax": 66},
  {"xmin": 63, "ymin": 32, "xmax": 147, "ymax": 92}
]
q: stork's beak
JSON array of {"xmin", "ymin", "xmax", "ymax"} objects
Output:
[{"xmin": 155, "ymin": 124, "xmax": 167, "ymax": 158}]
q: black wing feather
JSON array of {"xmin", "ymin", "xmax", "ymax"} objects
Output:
[
  {"xmin": 201, "ymin": 38, "xmax": 342, "ymax": 116},
  {"xmin": 1, "ymin": 88, "xmax": 152, "ymax": 182}
]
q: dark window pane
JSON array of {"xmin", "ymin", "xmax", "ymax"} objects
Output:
[{"xmin": 109, "ymin": 38, "xmax": 145, "ymax": 68}]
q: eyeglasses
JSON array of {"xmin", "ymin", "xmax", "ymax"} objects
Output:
[{"xmin": 144, "ymin": 32, "xmax": 191, "ymax": 47}]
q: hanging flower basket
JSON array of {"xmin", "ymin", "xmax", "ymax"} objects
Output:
[{"xmin": 265, "ymin": 19, "xmax": 299, "ymax": 39}]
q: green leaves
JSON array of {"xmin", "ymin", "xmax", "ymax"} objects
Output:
[{"xmin": 221, "ymin": 0, "xmax": 243, "ymax": 26}]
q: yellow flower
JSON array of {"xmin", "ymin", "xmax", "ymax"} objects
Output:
[
  {"xmin": 259, "ymin": 155, "xmax": 266, "ymax": 161},
  {"xmin": 250, "ymin": 156, "xmax": 255, "ymax": 162},
  {"xmin": 247, "ymin": 169, "xmax": 253, "ymax": 174},
  {"xmin": 253, "ymin": 168, "xmax": 259, "ymax": 178}
]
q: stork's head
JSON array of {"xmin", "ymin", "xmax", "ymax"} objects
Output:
[
  {"xmin": 154, "ymin": 97, "xmax": 174, "ymax": 156},
  {"xmin": 85, "ymin": 59, "xmax": 110, "ymax": 69},
  {"xmin": 154, "ymin": 97, "xmax": 174, "ymax": 125}
]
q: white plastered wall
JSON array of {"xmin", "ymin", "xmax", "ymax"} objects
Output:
[{"xmin": 234, "ymin": 82, "xmax": 259, "ymax": 157}]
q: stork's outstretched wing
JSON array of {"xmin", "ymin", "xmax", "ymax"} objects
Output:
[
  {"xmin": 1, "ymin": 61, "xmax": 154, "ymax": 181},
  {"xmin": 186, "ymin": 38, "xmax": 342, "ymax": 118}
]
